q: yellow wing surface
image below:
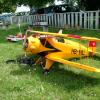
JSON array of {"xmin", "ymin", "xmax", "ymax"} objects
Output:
[
  {"xmin": 51, "ymin": 57, "xmax": 100, "ymax": 72},
  {"xmin": 26, "ymin": 30, "xmax": 100, "ymax": 42},
  {"xmin": 45, "ymin": 53, "xmax": 100, "ymax": 72}
]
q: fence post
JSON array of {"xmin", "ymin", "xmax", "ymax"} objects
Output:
[
  {"xmin": 75, "ymin": 13, "xmax": 78, "ymax": 27},
  {"xmin": 68, "ymin": 13, "xmax": 70, "ymax": 28},
  {"xmin": 79, "ymin": 12, "xmax": 82, "ymax": 28},
  {"xmin": 63, "ymin": 13, "xmax": 66, "ymax": 28},
  {"xmin": 95, "ymin": 10, "xmax": 99, "ymax": 29},
  {"xmin": 87, "ymin": 12, "xmax": 89, "ymax": 29},
  {"xmin": 10, "ymin": 16, "xmax": 13, "ymax": 24},
  {"xmin": 54, "ymin": 14, "xmax": 56, "ymax": 27},
  {"xmin": 90, "ymin": 12, "xmax": 94, "ymax": 29},
  {"xmin": 71, "ymin": 13, "xmax": 74, "ymax": 28},
  {"xmin": 84, "ymin": 12, "xmax": 87, "ymax": 29}
]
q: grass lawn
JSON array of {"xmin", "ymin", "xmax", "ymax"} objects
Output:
[{"xmin": 0, "ymin": 25, "xmax": 100, "ymax": 100}]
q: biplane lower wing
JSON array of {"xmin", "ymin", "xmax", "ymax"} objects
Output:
[
  {"xmin": 95, "ymin": 52, "xmax": 100, "ymax": 57},
  {"xmin": 46, "ymin": 56, "xmax": 100, "ymax": 72}
]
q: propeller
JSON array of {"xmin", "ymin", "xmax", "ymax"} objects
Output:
[{"xmin": 23, "ymin": 30, "xmax": 28, "ymax": 50}]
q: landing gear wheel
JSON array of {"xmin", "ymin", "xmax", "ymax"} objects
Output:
[
  {"xmin": 43, "ymin": 69, "xmax": 49, "ymax": 75},
  {"xmin": 17, "ymin": 56, "xmax": 34, "ymax": 66}
]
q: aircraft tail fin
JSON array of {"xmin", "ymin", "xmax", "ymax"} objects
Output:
[
  {"xmin": 88, "ymin": 41, "xmax": 97, "ymax": 55},
  {"xmin": 58, "ymin": 29, "xmax": 63, "ymax": 34}
]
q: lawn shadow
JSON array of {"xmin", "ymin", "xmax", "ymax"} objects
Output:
[
  {"xmin": 10, "ymin": 63, "xmax": 100, "ymax": 91},
  {"xmin": 40, "ymin": 65, "xmax": 100, "ymax": 91},
  {"xmin": 10, "ymin": 65, "xmax": 35, "ymax": 75},
  {"xmin": 93, "ymin": 55, "xmax": 100, "ymax": 61}
]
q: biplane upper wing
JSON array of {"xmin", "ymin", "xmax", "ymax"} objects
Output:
[
  {"xmin": 26, "ymin": 30, "xmax": 100, "ymax": 42},
  {"xmin": 82, "ymin": 36, "xmax": 100, "ymax": 42}
]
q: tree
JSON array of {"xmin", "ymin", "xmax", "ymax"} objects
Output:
[
  {"xmin": 80, "ymin": 0, "xmax": 100, "ymax": 10},
  {"xmin": 0, "ymin": 0, "xmax": 55, "ymax": 13},
  {"xmin": 16, "ymin": 0, "xmax": 55, "ymax": 8},
  {"xmin": 60, "ymin": 0, "xmax": 100, "ymax": 10},
  {"xmin": 0, "ymin": 0, "xmax": 16, "ymax": 13}
]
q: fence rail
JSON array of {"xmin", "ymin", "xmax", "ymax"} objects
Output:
[{"xmin": 9, "ymin": 10, "xmax": 100, "ymax": 30}]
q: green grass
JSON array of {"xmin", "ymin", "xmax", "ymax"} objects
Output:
[{"xmin": 0, "ymin": 25, "xmax": 100, "ymax": 100}]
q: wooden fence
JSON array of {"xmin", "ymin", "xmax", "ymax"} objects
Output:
[{"xmin": 10, "ymin": 10, "xmax": 100, "ymax": 30}]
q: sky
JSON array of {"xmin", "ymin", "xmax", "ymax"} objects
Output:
[
  {"xmin": 15, "ymin": 5, "xmax": 30, "ymax": 13},
  {"xmin": 15, "ymin": 0, "xmax": 63, "ymax": 13},
  {"xmin": 55, "ymin": 0, "xmax": 63, "ymax": 5}
]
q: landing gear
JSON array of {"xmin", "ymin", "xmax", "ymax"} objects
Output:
[
  {"xmin": 6, "ymin": 55, "xmax": 50, "ymax": 75},
  {"xmin": 43, "ymin": 69, "xmax": 49, "ymax": 75},
  {"xmin": 17, "ymin": 56, "xmax": 34, "ymax": 66},
  {"xmin": 6, "ymin": 55, "xmax": 34, "ymax": 67}
]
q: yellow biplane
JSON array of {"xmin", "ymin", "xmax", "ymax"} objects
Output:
[{"xmin": 22, "ymin": 29, "xmax": 100, "ymax": 74}]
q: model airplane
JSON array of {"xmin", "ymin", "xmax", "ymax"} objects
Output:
[
  {"xmin": 22, "ymin": 30, "xmax": 100, "ymax": 73},
  {"xmin": 6, "ymin": 33, "xmax": 25, "ymax": 42}
]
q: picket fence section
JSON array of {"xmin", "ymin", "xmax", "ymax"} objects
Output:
[{"xmin": 10, "ymin": 10, "xmax": 100, "ymax": 29}]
